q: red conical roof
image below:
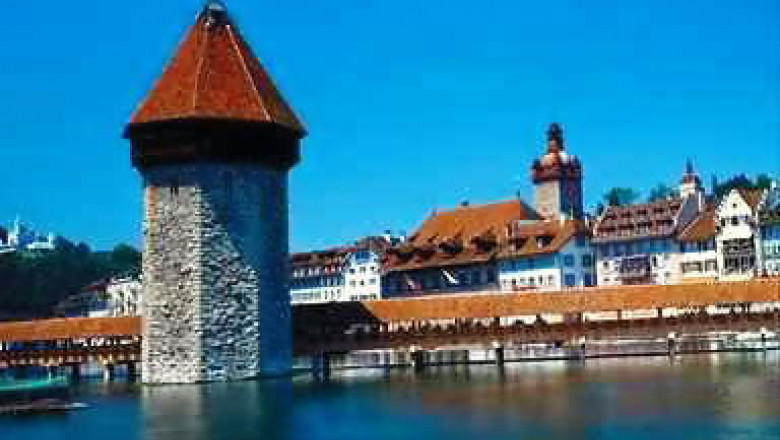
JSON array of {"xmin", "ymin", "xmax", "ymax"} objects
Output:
[{"xmin": 128, "ymin": 2, "xmax": 305, "ymax": 134}]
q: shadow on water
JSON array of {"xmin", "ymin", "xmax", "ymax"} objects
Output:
[{"xmin": 141, "ymin": 379, "xmax": 294, "ymax": 440}]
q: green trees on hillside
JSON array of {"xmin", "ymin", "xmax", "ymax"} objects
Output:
[
  {"xmin": 0, "ymin": 240, "xmax": 140, "ymax": 320},
  {"xmin": 713, "ymin": 173, "xmax": 773, "ymax": 198}
]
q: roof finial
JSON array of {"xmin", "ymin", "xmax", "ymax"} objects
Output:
[
  {"xmin": 685, "ymin": 158, "xmax": 694, "ymax": 175},
  {"xmin": 546, "ymin": 122, "xmax": 563, "ymax": 152},
  {"xmin": 203, "ymin": 1, "xmax": 228, "ymax": 27}
]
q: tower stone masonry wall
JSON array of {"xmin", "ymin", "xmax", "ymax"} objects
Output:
[
  {"xmin": 141, "ymin": 163, "xmax": 291, "ymax": 384},
  {"xmin": 534, "ymin": 181, "xmax": 562, "ymax": 219}
]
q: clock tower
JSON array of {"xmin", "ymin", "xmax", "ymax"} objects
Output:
[{"xmin": 531, "ymin": 123, "xmax": 583, "ymax": 220}]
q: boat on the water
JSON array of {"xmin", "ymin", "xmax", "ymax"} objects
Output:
[{"xmin": 0, "ymin": 376, "xmax": 87, "ymax": 416}]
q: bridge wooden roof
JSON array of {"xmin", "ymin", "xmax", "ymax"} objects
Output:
[
  {"xmin": 0, "ymin": 317, "xmax": 141, "ymax": 342},
  {"xmin": 347, "ymin": 280, "xmax": 780, "ymax": 322}
]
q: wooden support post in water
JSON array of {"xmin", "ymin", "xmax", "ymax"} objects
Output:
[
  {"xmin": 667, "ymin": 332, "xmax": 677, "ymax": 358},
  {"xmin": 312, "ymin": 352, "xmax": 331, "ymax": 380},
  {"xmin": 410, "ymin": 346, "xmax": 425, "ymax": 373},
  {"xmin": 578, "ymin": 337, "xmax": 587, "ymax": 360},
  {"xmin": 492, "ymin": 341, "xmax": 505, "ymax": 367},
  {"xmin": 69, "ymin": 363, "xmax": 81, "ymax": 382},
  {"xmin": 127, "ymin": 362, "xmax": 138, "ymax": 381},
  {"xmin": 103, "ymin": 363, "xmax": 116, "ymax": 382},
  {"xmin": 760, "ymin": 327, "xmax": 768, "ymax": 351}
]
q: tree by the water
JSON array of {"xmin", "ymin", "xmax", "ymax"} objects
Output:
[{"xmin": 0, "ymin": 240, "xmax": 140, "ymax": 320}]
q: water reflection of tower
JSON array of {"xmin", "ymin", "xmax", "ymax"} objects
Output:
[{"xmin": 140, "ymin": 380, "xmax": 294, "ymax": 440}]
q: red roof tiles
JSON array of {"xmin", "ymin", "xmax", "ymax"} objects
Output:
[
  {"xmin": 410, "ymin": 200, "xmax": 540, "ymax": 246},
  {"xmin": 678, "ymin": 207, "xmax": 716, "ymax": 243},
  {"xmin": 498, "ymin": 219, "xmax": 590, "ymax": 258},
  {"xmin": 594, "ymin": 198, "xmax": 684, "ymax": 243},
  {"xmin": 384, "ymin": 199, "xmax": 551, "ymax": 272},
  {"xmin": 128, "ymin": 3, "xmax": 304, "ymax": 133},
  {"xmin": 736, "ymin": 187, "xmax": 765, "ymax": 211}
]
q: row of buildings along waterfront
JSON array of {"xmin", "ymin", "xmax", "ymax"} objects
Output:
[{"xmin": 291, "ymin": 123, "xmax": 779, "ymax": 304}]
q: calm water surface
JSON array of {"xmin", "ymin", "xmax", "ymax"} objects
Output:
[{"xmin": 2, "ymin": 352, "xmax": 779, "ymax": 440}]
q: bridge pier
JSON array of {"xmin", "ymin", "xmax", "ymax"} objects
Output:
[
  {"xmin": 667, "ymin": 332, "xmax": 677, "ymax": 357},
  {"xmin": 103, "ymin": 363, "xmax": 116, "ymax": 382},
  {"xmin": 66, "ymin": 363, "xmax": 81, "ymax": 382},
  {"xmin": 312, "ymin": 352, "xmax": 331, "ymax": 380},
  {"xmin": 578, "ymin": 337, "xmax": 587, "ymax": 360},
  {"xmin": 410, "ymin": 347, "xmax": 426, "ymax": 372},
  {"xmin": 126, "ymin": 361, "xmax": 138, "ymax": 381},
  {"xmin": 492, "ymin": 341, "xmax": 505, "ymax": 367}
]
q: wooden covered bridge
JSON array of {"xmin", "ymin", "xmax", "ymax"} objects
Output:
[{"xmin": 1, "ymin": 280, "xmax": 779, "ymax": 377}]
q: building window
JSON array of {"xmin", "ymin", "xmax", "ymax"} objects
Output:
[
  {"xmin": 576, "ymin": 235, "xmax": 587, "ymax": 247},
  {"xmin": 563, "ymin": 255, "xmax": 575, "ymax": 267},
  {"xmin": 583, "ymin": 273, "xmax": 594, "ymax": 287},
  {"xmin": 582, "ymin": 255, "xmax": 593, "ymax": 266},
  {"xmin": 564, "ymin": 274, "xmax": 576, "ymax": 287}
]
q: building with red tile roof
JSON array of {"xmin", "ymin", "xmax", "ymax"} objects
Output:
[
  {"xmin": 593, "ymin": 162, "xmax": 706, "ymax": 286},
  {"xmin": 678, "ymin": 206, "xmax": 718, "ymax": 283},
  {"xmin": 383, "ymin": 124, "xmax": 595, "ymax": 296}
]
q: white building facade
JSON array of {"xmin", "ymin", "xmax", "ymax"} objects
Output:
[
  {"xmin": 497, "ymin": 220, "xmax": 595, "ymax": 291},
  {"xmin": 677, "ymin": 209, "xmax": 719, "ymax": 283},
  {"xmin": 290, "ymin": 236, "xmax": 394, "ymax": 304},
  {"xmin": 715, "ymin": 188, "xmax": 766, "ymax": 281}
]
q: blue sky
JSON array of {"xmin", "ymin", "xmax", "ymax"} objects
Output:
[{"xmin": 0, "ymin": 0, "xmax": 777, "ymax": 251}]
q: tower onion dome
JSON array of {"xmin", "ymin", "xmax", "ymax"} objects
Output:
[
  {"xmin": 680, "ymin": 159, "xmax": 701, "ymax": 185},
  {"xmin": 531, "ymin": 123, "xmax": 582, "ymax": 183},
  {"xmin": 123, "ymin": 1, "xmax": 305, "ymax": 170}
]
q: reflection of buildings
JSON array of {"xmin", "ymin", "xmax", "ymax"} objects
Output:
[{"xmin": 0, "ymin": 218, "xmax": 56, "ymax": 253}]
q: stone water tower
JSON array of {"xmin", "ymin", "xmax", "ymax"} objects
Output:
[{"xmin": 123, "ymin": 2, "xmax": 305, "ymax": 383}]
